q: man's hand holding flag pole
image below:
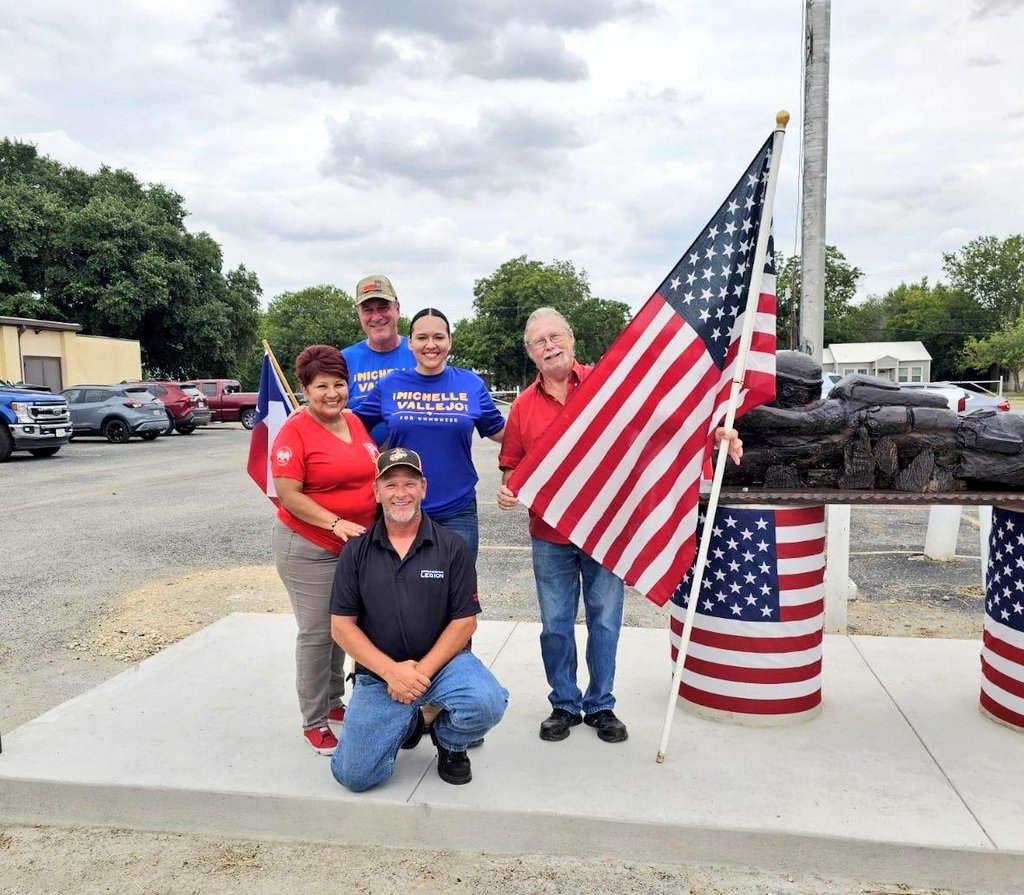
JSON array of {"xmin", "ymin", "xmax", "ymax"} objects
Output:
[{"xmin": 505, "ymin": 111, "xmax": 788, "ymax": 762}]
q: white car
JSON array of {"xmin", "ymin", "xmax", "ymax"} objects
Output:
[
  {"xmin": 821, "ymin": 372, "xmax": 841, "ymax": 397},
  {"xmin": 900, "ymin": 382, "xmax": 969, "ymax": 413}
]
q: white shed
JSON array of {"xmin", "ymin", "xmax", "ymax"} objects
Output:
[{"xmin": 821, "ymin": 341, "xmax": 932, "ymax": 383}]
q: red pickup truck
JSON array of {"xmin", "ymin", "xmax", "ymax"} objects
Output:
[{"xmin": 187, "ymin": 379, "xmax": 260, "ymax": 429}]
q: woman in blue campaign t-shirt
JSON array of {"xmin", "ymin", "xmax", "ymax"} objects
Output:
[{"xmin": 355, "ymin": 308, "xmax": 505, "ymax": 560}]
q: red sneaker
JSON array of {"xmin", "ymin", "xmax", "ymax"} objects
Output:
[
  {"xmin": 303, "ymin": 726, "xmax": 338, "ymax": 755},
  {"xmin": 327, "ymin": 705, "xmax": 346, "ymax": 725}
]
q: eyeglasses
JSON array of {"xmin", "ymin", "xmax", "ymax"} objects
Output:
[{"xmin": 527, "ymin": 331, "xmax": 569, "ymax": 351}]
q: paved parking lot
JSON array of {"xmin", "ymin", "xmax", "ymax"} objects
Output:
[{"xmin": 1, "ymin": 423, "xmax": 990, "ymax": 733}]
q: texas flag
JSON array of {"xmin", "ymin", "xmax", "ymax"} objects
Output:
[{"xmin": 246, "ymin": 353, "xmax": 295, "ymax": 506}]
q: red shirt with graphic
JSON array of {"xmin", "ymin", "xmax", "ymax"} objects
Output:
[
  {"xmin": 498, "ymin": 362, "xmax": 588, "ymax": 545},
  {"xmin": 271, "ymin": 408, "xmax": 378, "ymax": 553}
]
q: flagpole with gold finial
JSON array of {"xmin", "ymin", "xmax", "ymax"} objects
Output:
[{"xmin": 656, "ymin": 110, "xmax": 790, "ymax": 764}]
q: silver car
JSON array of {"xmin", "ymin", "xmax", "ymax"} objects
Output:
[
  {"xmin": 61, "ymin": 386, "xmax": 169, "ymax": 443},
  {"xmin": 957, "ymin": 382, "xmax": 1010, "ymax": 413}
]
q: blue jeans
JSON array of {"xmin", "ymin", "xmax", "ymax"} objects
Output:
[
  {"xmin": 433, "ymin": 497, "xmax": 479, "ymax": 562},
  {"xmin": 531, "ymin": 537, "xmax": 624, "ymax": 716},
  {"xmin": 331, "ymin": 651, "xmax": 508, "ymax": 792}
]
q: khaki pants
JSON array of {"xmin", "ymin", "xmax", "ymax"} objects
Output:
[{"xmin": 272, "ymin": 518, "xmax": 346, "ymax": 729}]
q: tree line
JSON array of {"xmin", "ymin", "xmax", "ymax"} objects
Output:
[
  {"xmin": 0, "ymin": 139, "xmax": 260, "ymax": 379},
  {"xmin": 777, "ymin": 236, "xmax": 1024, "ymax": 385},
  {"xmin": 4, "ymin": 139, "xmax": 1023, "ymax": 390},
  {"xmin": 250, "ymin": 258, "xmax": 631, "ymax": 392}
]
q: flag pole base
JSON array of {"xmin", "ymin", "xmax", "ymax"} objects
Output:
[{"xmin": 656, "ymin": 751, "xmax": 665, "ymax": 763}]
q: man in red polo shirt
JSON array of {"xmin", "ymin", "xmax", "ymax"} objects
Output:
[
  {"xmin": 498, "ymin": 307, "xmax": 743, "ymax": 745},
  {"xmin": 497, "ymin": 307, "xmax": 630, "ymax": 744}
]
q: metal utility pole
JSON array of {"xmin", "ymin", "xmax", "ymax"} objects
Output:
[
  {"xmin": 802, "ymin": 0, "xmax": 848, "ymax": 639},
  {"xmin": 799, "ymin": 0, "xmax": 830, "ymax": 362}
]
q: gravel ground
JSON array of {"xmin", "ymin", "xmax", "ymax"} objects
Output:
[
  {"xmin": 0, "ymin": 424, "xmax": 1003, "ymax": 894},
  {"xmin": 0, "ymin": 824, "xmax": 973, "ymax": 895}
]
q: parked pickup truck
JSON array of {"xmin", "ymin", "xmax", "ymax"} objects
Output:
[
  {"xmin": 187, "ymin": 379, "xmax": 260, "ymax": 429},
  {"xmin": 0, "ymin": 382, "xmax": 72, "ymax": 461}
]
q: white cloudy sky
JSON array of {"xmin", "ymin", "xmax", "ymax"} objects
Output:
[{"xmin": 3, "ymin": 0, "xmax": 1023, "ymax": 323}]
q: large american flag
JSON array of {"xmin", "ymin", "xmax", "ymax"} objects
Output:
[
  {"xmin": 508, "ymin": 136, "xmax": 777, "ymax": 606},
  {"xmin": 668, "ymin": 504, "xmax": 825, "ymax": 715},
  {"xmin": 246, "ymin": 352, "xmax": 295, "ymax": 507},
  {"xmin": 981, "ymin": 507, "xmax": 1024, "ymax": 729}
]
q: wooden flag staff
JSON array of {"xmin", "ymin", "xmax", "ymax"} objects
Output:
[{"xmin": 261, "ymin": 339, "xmax": 300, "ymax": 411}]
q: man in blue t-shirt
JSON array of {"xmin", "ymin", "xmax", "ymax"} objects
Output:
[{"xmin": 341, "ymin": 274, "xmax": 416, "ymax": 445}]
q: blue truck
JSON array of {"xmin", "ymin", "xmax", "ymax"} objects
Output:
[{"xmin": 0, "ymin": 382, "xmax": 72, "ymax": 461}]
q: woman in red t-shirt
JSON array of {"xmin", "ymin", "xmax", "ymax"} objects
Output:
[{"xmin": 270, "ymin": 345, "xmax": 377, "ymax": 755}]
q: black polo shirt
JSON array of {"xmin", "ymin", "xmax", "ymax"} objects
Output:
[{"xmin": 330, "ymin": 512, "xmax": 480, "ymax": 679}]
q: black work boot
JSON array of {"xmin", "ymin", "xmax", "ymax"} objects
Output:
[
  {"xmin": 430, "ymin": 724, "xmax": 472, "ymax": 785},
  {"xmin": 539, "ymin": 708, "xmax": 583, "ymax": 742},
  {"xmin": 583, "ymin": 709, "xmax": 628, "ymax": 743}
]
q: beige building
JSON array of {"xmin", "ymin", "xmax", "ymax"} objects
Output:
[
  {"xmin": 822, "ymin": 341, "xmax": 933, "ymax": 384},
  {"xmin": 0, "ymin": 316, "xmax": 143, "ymax": 392}
]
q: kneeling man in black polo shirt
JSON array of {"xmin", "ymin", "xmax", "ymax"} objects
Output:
[{"xmin": 329, "ymin": 447, "xmax": 508, "ymax": 790}]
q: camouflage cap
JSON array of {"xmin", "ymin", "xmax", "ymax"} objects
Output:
[{"xmin": 355, "ymin": 274, "xmax": 398, "ymax": 305}]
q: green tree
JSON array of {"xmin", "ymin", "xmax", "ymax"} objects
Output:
[
  {"xmin": 450, "ymin": 256, "xmax": 629, "ymax": 388},
  {"xmin": 261, "ymin": 285, "xmax": 364, "ymax": 389},
  {"xmin": 943, "ymin": 234, "xmax": 1024, "ymax": 328},
  {"xmin": 0, "ymin": 290, "xmax": 60, "ymax": 319},
  {"xmin": 0, "ymin": 139, "xmax": 261, "ymax": 379},
  {"xmin": 882, "ymin": 280, "xmax": 995, "ymax": 380},
  {"xmin": 836, "ymin": 294, "xmax": 887, "ymax": 343},
  {"xmin": 961, "ymin": 320, "xmax": 1024, "ymax": 391},
  {"xmin": 774, "ymin": 245, "xmax": 863, "ymax": 348},
  {"xmin": 841, "ymin": 279, "xmax": 997, "ymax": 381}
]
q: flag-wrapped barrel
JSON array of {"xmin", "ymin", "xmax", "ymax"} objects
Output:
[
  {"xmin": 668, "ymin": 503, "xmax": 825, "ymax": 725},
  {"xmin": 980, "ymin": 506, "xmax": 1024, "ymax": 732}
]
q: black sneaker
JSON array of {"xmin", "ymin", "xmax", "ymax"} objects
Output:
[
  {"xmin": 539, "ymin": 709, "xmax": 583, "ymax": 742},
  {"xmin": 584, "ymin": 709, "xmax": 628, "ymax": 743},
  {"xmin": 400, "ymin": 709, "xmax": 425, "ymax": 750},
  {"xmin": 430, "ymin": 724, "xmax": 472, "ymax": 785}
]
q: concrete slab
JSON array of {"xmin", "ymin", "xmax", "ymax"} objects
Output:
[
  {"xmin": 2, "ymin": 615, "xmax": 1023, "ymax": 893},
  {"xmin": 436, "ymin": 626, "xmax": 990, "ymax": 846},
  {"xmin": 852, "ymin": 635, "xmax": 1024, "ymax": 851}
]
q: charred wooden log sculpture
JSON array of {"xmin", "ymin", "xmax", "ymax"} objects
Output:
[{"xmin": 723, "ymin": 351, "xmax": 1024, "ymax": 492}]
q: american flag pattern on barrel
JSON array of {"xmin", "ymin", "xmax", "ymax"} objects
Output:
[
  {"xmin": 981, "ymin": 506, "xmax": 1024, "ymax": 729},
  {"xmin": 669, "ymin": 504, "xmax": 825, "ymax": 715}
]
